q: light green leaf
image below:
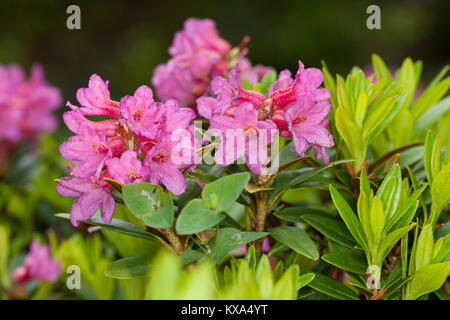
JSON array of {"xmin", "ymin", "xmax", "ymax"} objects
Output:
[
  {"xmin": 415, "ymin": 224, "xmax": 434, "ymax": 270},
  {"xmin": 297, "ymin": 273, "xmax": 315, "ymax": 291},
  {"xmin": 413, "ymin": 96, "xmax": 450, "ymax": 136},
  {"xmin": 372, "ymin": 54, "xmax": 393, "ymax": 82},
  {"xmin": 431, "ymin": 162, "xmax": 450, "ymax": 214},
  {"xmin": 411, "ymin": 77, "xmax": 450, "ymax": 119},
  {"xmin": 377, "ymin": 224, "xmax": 415, "ymax": 263},
  {"xmin": 406, "ymin": 262, "xmax": 450, "ymax": 300}
]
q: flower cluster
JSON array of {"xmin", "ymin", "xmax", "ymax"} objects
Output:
[
  {"xmin": 12, "ymin": 240, "xmax": 61, "ymax": 284},
  {"xmin": 198, "ymin": 60, "xmax": 334, "ymax": 174},
  {"xmin": 152, "ymin": 18, "xmax": 272, "ymax": 107},
  {"xmin": 57, "ymin": 75, "xmax": 198, "ymax": 226},
  {"xmin": 0, "ymin": 64, "xmax": 61, "ymax": 170}
]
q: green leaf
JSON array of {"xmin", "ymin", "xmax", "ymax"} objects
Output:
[
  {"xmin": 335, "ymin": 107, "xmax": 363, "ymax": 160},
  {"xmin": 415, "ymin": 224, "xmax": 434, "ymax": 270},
  {"xmin": 55, "ymin": 213, "xmax": 162, "ymax": 241},
  {"xmin": 369, "ymin": 197, "xmax": 385, "ymax": 247},
  {"xmin": 210, "ymin": 228, "xmax": 268, "ymax": 263},
  {"xmin": 411, "ymin": 77, "xmax": 450, "ymax": 119},
  {"xmin": 372, "ymin": 54, "xmax": 393, "ymax": 82},
  {"xmin": 269, "ymin": 226, "xmax": 319, "ymax": 260},
  {"xmin": 377, "ymin": 224, "xmax": 415, "ymax": 263},
  {"xmin": 301, "ymin": 213, "xmax": 356, "ymax": 249},
  {"xmin": 376, "ymin": 164, "xmax": 402, "ymax": 222},
  {"xmin": 122, "ymin": 183, "xmax": 174, "ymax": 229},
  {"xmin": 297, "ymin": 273, "xmax": 316, "ymax": 291},
  {"xmin": 384, "ymin": 184, "xmax": 426, "ymax": 233},
  {"xmin": 308, "ymin": 273, "xmax": 360, "ymax": 300},
  {"xmin": 363, "ymin": 94, "xmax": 403, "ymax": 145},
  {"xmin": 274, "ymin": 207, "xmax": 328, "ymax": 224},
  {"xmin": 175, "ymin": 199, "xmax": 225, "ymax": 235},
  {"xmin": 406, "ymin": 262, "xmax": 450, "ymax": 300},
  {"xmin": 259, "ymin": 70, "xmax": 277, "ymax": 96},
  {"xmin": 431, "ymin": 162, "xmax": 450, "ymax": 215},
  {"xmin": 329, "ymin": 185, "xmax": 368, "ymax": 252},
  {"xmin": 322, "ymin": 253, "xmax": 367, "ymax": 274},
  {"xmin": 104, "ymin": 255, "xmax": 151, "ymax": 279},
  {"xmin": 424, "ymin": 130, "xmax": 435, "ymax": 184},
  {"xmin": 180, "ymin": 250, "xmax": 207, "ymax": 266},
  {"xmin": 424, "ymin": 65, "xmax": 449, "ymax": 93},
  {"xmin": 413, "ymin": 96, "xmax": 450, "ymax": 136},
  {"xmin": 201, "ymin": 172, "xmax": 250, "ymax": 212}
]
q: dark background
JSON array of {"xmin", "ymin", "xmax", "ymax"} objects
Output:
[{"xmin": 0, "ymin": 0, "xmax": 449, "ymax": 139}]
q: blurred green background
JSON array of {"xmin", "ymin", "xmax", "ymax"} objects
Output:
[{"xmin": 0, "ymin": 0, "xmax": 448, "ymax": 141}]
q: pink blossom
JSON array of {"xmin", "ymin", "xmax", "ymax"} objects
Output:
[
  {"xmin": 199, "ymin": 60, "xmax": 334, "ymax": 165},
  {"xmin": 59, "ymin": 123, "xmax": 112, "ymax": 177},
  {"xmin": 76, "ymin": 74, "xmax": 121, "ymax": 118},
  {"xmin": 106, "ymin": 150, "xmax": 149, "ymax": 185},
  {"xmin": 285, "ymin": 93, "xmax": 334, "ymax": 160},
  {"xmin": 120, "ymin": 85, "xmax": 165, "ymax": 140},
  {"xmin": 152, "ymin": 18, "xmax": 274, "ymax": 108},
  {"xmin": 210, "ymin": 103, "xmax": 276, "ymax": 174},
  {"xmin": 12, "ymin": 240, "xmax": 61, "ymax": 284},
  {"xmin": 144, "ymin": 137, "xmax": 187, "ymax": 195},
  {"xmin": 57, "ymin": 170, "xmax": 115, "ymax": 226},
  {"xmin": 0, "ymin": 64, "xmax": 61, "ymax": 143}
]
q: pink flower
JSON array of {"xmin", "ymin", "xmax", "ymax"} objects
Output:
[
  {"xmin": 152, "ymin": 18, "xmax": 273, "ymax": 108},
  {"xmin": 199, "ymin": 60, "xmax": 334, "ymax": 165},
  {"xmin": 120, "ymin": 85, "xmax": 165, "ymax": 140},
  {"xmin": 76, "ymin": 74, "xmax": 121, "ymax": 118},
  {"xmin": 63, "ymin": 105, "xmax": 117, "ymax": 137},
  {"xmin": 12, "ymin": 240, "xmax": 61, "ymax": 284},
  {"xmin": 59, "ymin": 123, "xmax": 112, "ymax": 177},
  {"xmin": 210, "ymin": 103, "xmax": 276, "ymax": 174},
  {"xmin": 0, "ymin": 64, "xmax": 61, "ymax": 143},
  {"xmin": 57, "ymin": 170, "xmax": 115, "ymax": 226},
  {"xmin": 106, "ymin": 150, "xmax": 149, "ymax": 185},
  {"xmin": 144, "ymin": 137, "xmax": 187, "ymax": 195},
  {"xmin": 285, "ymin": 93, "xmax": 334, "ymax": 162}
]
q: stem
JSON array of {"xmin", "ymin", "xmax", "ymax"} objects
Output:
[
  {"xmin": 255, "ymin": 190, "xmax": 268, "ymax": 255},
  {"xmin": 159, "ymin": 228, "xmax": 184, "ymax": 254}
]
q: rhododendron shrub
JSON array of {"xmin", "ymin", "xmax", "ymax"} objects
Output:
[{"xmin": 54, "ymin": 18, "xmax": 450, "ymax": 301}]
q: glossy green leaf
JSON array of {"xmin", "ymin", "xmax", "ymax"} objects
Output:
[
  {"xmin": 322, "ymin": 253, "xmax": 367, "ymax": 274},
  {"xmin": 201, "ymin": 172, "xmax": 250, "ymax": 213},
  {"xmin": 297, "ymin": 273, "xmax": 316, "ymax": 291},
  {"xmin": 301, "ymin": 213, "xmax": 356, "ymax": 249},
  {"xmin": 411, "ymin": 77, "xmax": 450, "ymax": 119},
  {"xmin": 274, "ymin": 207, "xmax": 328, "ymax": 224},
  {"xmin": 308, "ymin": 273, "xmax": 359, "ymax": 300},
  {"xmin": 329, "ymin": 185, "xmax": 368, "ymax": 252},
  {"xmin": 210, "ymin": 228, "xmax": 268, "ymax": 263},
  {"xmin": 175, "ymin": 199, "xmax": 225, "ymax": 235},
  {"xmin": 269, "ymin": 226, "xmax": 319, "ymax": 260},
  {"xmin": 122, "ymin": 183, "xmax": 174, "ymax": 229}
]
